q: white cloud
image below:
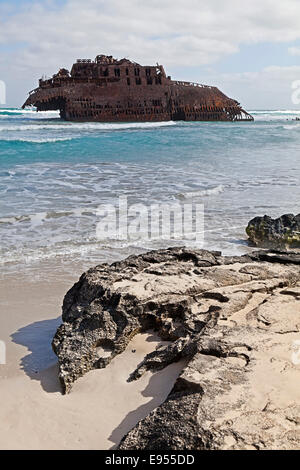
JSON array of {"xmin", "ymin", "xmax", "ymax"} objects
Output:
[
  {"xmin": 288, "ymin": 46, "xmax": 300, "ymax": 56},
  {"xmin": 2, "ymin": 0, "xmax": 300, "ymax": 67},
  {"xmin": 202, "ymin": 65, "xmax": 300, "ymax": 109},
  {"xmin": 1, "ymin": 0, "xmax": 300, "ymax": 106}
]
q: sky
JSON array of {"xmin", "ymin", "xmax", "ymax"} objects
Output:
[{"xmin": 1, "ymin": 0, "xmax": 300, "ymax": 109}]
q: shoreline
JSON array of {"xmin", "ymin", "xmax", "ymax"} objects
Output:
[
  {"xmin": 0, "ymin": 269, "xmax": 185, "ymax": 449},
  {"xmin": 0, "ymin": 246, "xmax": 299, "ymax": 449}
]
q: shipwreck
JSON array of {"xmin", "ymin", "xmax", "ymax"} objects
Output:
[{"xmin": 23, "ymin": 55, "xmax": 253, "ymax": 122}]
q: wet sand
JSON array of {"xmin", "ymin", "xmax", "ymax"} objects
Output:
[{"xmin": 0, "ymin": 272, "xmax": 184, "ymax": 450}]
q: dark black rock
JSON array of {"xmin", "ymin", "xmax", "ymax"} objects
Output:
[{"xmin": 246, "ymin": 213, "xmax": 300, "ymax": 248}]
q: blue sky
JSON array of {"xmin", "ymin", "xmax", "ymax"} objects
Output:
[{"xmin": 1, "ymin": 0, "xmax": 300, "ymax": 109}]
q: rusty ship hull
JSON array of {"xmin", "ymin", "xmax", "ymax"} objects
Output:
[{"xmin": 23, "ymin": 55, "xmax": 253, "ymax": 123}]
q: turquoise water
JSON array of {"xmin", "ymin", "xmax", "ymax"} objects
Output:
[{"xmin": 0, "ymin": 108, "xmax": 300, "ymax": 275}]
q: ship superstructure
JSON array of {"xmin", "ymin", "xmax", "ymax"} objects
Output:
[{"xmin": 23, "ymin": 55, "xmax": 253, "ymax": 122}]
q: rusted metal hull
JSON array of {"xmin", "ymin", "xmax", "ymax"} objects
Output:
[{"xmin": 23, "ymin": 56, "xmax": 253, "ymax": 122}]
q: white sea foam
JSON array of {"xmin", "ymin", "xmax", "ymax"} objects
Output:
[
  {"xmin": 177, "ymin": 185, "xmax": 224, "ymax": 199},
  {"xmin": 1, "ymin": 108, "xmax": 300, "ymax": 274},
  {"xmin": 250, "ymin": 110, "xmax": 300, "ymax": 115},
  {"xmin": 0, "ymin": 208, "xmax": 96, "ymax": 226},
  {"xmin": 0, "ymin": 108, "xmax": 59, "ymax": 116},
  {"xmin": 0, "ymin": 121, "xmax": 176, "ymax": 132},
  {"xmin": 0, "ymin": 137, "xmax": 73, "ymax": 143},
  {"xmin": 0, "ymin": 240, "xmax": 104, "ymax": 266},
  {"xmin": 283, "ymin": 123, "xmax": 300, "ymax": 130},
  {"xmin": 250, "ymin": 110, "xmax": 300, "ymax": 122}
]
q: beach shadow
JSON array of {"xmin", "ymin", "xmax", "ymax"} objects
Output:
[
  {"xmin": 11, "ymin": 316, "xmax": 62, "ymax": 393},
  {"xmin": 145, "ymin": 332, "xmax": 167, "ymax": 347},
  {"xmin": 108, "ymin": 360, "xmax": 186, "ymax": 449}
]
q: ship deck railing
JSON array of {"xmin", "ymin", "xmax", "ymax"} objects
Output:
[{"xmin": 172, "ymin": 80, "xmax": 213, "ymax": 89}]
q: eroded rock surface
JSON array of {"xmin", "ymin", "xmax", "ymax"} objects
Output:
[{"xmin": 52, "ymin": 247, "xmax": 300, "ymax": 450}]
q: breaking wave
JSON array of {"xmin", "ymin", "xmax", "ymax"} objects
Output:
[
  {"xmin": 0, "ymin": 137, "xmax": 74, "ymax": 143},
  {"xmin": 177, "ymin": 185, "xmax": 224, "ymax": 199},
  {"xmin": 0, "ymin": 208, "xmax": 95, "ymax": 226},
  {"xmin": 250, "ymin": 110, "xmax": 300, "ymax": 122},
  {"xmin": 0, "ymin": 108, "xmax": 58, "ymax": 114},
  {"xmin": 283, "ymin": 123, "xmax": 300, "ymax": 130},
  {"xmin": 0, "ymin": 108, "xmax": 60, "ymax": 118},
  {"xmin": 0, "ymin": 121, "xmax": 176, "ymax": 132},
  {"xmin": 251, "ymin": 110, "xmax": 300, "ymax": 115}
]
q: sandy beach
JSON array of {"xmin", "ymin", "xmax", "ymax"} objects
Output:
[{"xmin": 0, "ymin": 268, "xmax": 185, "ymax": 450}]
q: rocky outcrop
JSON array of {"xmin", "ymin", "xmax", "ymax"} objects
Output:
[
  {"xmin": 52, "ymin": 247, "xmax": 300, "ymax": 450},
  {"xmin": 246, "ymin": 214, "xmax": 300, "ymax": 248}
]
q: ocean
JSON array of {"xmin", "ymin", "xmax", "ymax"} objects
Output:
[{"xmin": 1, "ymin": 108, "xmax": 300, "ymax": 279}]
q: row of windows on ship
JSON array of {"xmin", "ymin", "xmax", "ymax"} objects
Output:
[
  {"xmin": 127, "ymin": 76, "xmax": 162, "ymax": 85},
  {"xmin": 67, "ymin": 109, "xmax": 225, "ymax": 119},
  {"xmin": 71, "ymin": 99, "xmax": 163, "ymax": 108},
  {"xmin": 75, "ymin": 67, "xmax": 162, "ymax": 83},
  {"xmin": 68, "ymin": 108, "xmax": 167, "ymax": 118},
  {"xmin": 103, "ymin": 67, "xmax": 154, "ymax": 77}
]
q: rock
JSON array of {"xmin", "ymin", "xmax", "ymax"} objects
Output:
[
  {"xmin": 246, "ymin": 214, "xmax": 300, "ymax": 249},
  {"xmin": 52, "ymin": 247, "xmax": 300, "ymax": 450}
]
